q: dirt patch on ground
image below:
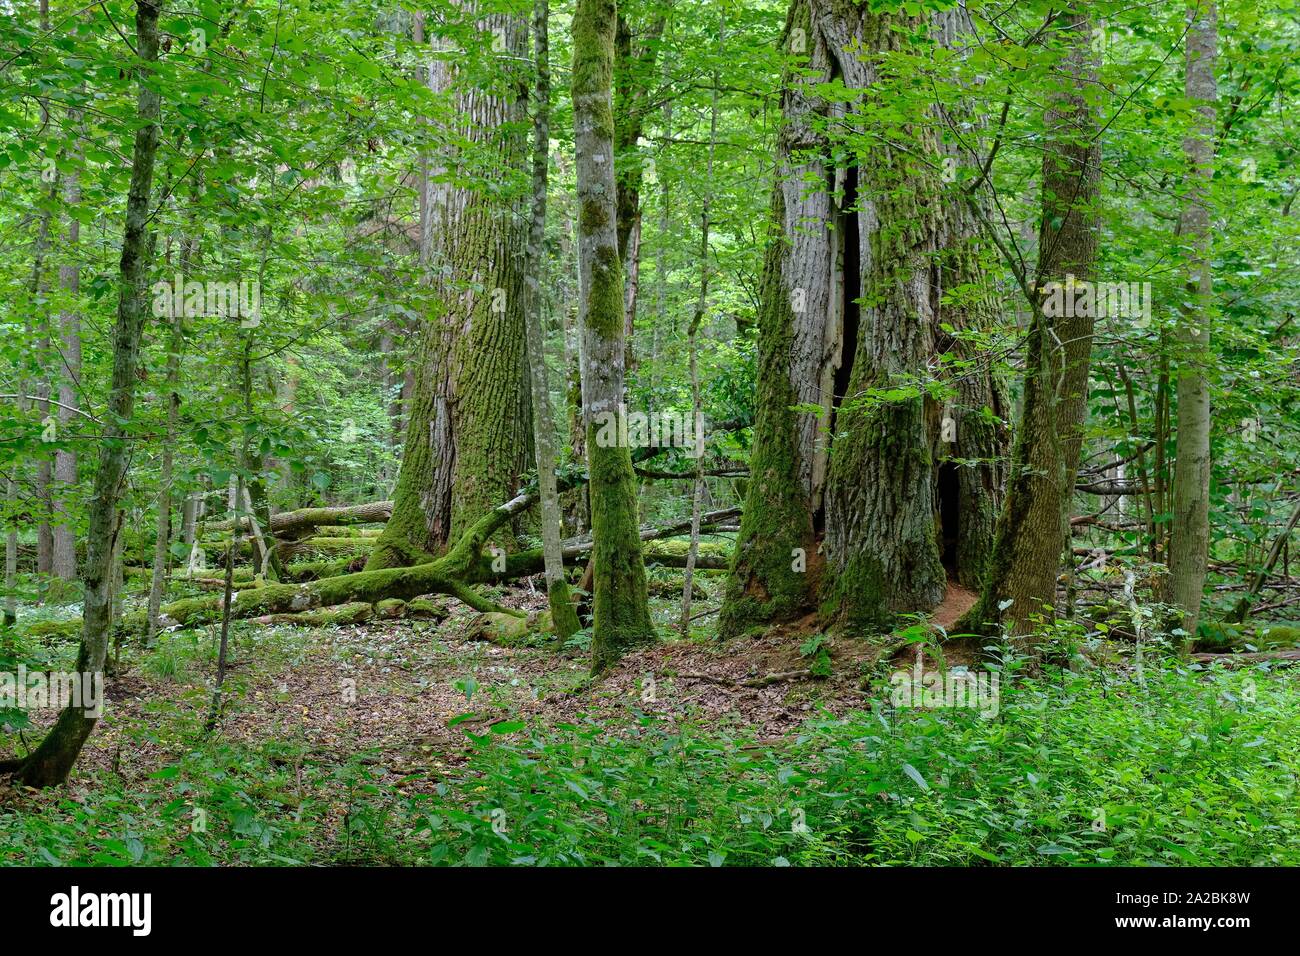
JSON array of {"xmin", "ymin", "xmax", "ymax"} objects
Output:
[
  {"xmin": 3, "ymin": 600, "xmax": 902, "ymax": 795},
  {"xmin": 932, "ymin": 580, "xmax": 978, "ymax": 631},
  {"xmin": 6, "ymin": 582, "xmax": 1007, "ymax": 799}
]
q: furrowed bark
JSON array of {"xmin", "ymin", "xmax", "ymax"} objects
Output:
[
  {"xmin": 959, "ymin": 9, "xmax": 1101, "ymax": 642},
  {"xmin": 723, "ymin": 1, "xmax": 1007, "ymax": 637},
  {"xmin": 719, "ymin": 2, "xmax": 834, "ymax": 638},
  {"xmin": 370, "ymin": 3, "xmax": 531, "ymax": 570}
]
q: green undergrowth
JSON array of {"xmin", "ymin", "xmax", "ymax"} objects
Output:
[{"xmin": 2, "ymin": 655, "xmax": 1295, "ymax": 866}]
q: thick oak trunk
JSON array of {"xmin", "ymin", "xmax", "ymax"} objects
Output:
[{"xmin": 369, "ymin": 4, "xmax": 531, "ymax": 570}]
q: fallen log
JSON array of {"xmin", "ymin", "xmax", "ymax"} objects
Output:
[
  {"xmin": 150, "ymin": 495, "xmax": 741, "ymax": 631},
  {"xmin": 201, "ymin": 535, "xmax": 374, "ymax": 564},
  {"xmin": 1190, "ymin": 649, "xmax": 1300, "ymax": 667},
  {"xmin": 505, "ymin": 508, "xmax": 740, "ymax": 576},
  {"xmin": 151, "ymin": 486, "xmax": 548, "ymax": 630},
  {"xmin": 250, "ymin": 597, "xmax": 448, "ymax": 627},
  {"xmin": 208, "ymin": 501, "xmax": 393, "ymax": 539}
]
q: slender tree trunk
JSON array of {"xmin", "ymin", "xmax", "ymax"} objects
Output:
[
  {"xmin": 523, "ymin": 0, "xmax": 579, "ymax": 641},
  {"xmin": 1230, "ymin": 496, "xmax": 1300, "ymax": 624},
  {"xmin": 573, "ymin": 0, "xmax": 654, "ymax": 671},
  {"xmin": 12, "ymin": 0, "xmax": 164, "ymax": 788},
  {"xmin": 682, "ymin": 10, "xmax": 722, "ymax": 633},
  {"xmin": 3, "ymin": 472, "xmax": 17, "ymax": 630},
  {"xmin": 52, "ymin": 114, "xmax": 83, "ymax": 585},
  {"xmin": 32, "ymin": 0, "xmax": 54, "ymax": 582},
  {"xmin": 146, "ymin": 238, "xmax": 189, "ymax": 639},
  {"xmin": 614, "ymin": 11, "xmax": 665, "ymax": 370},
  {"xmin": 1166, "ymin": 0, "xmax": 1217, "ymax": 644},
  {"xmin": 960, "ymin": 9, "xmax": 1101, "ymax": 641},
  {"xmin": 205, "ymin": 490, "xmax": 240, "ymax": 733},
  {"xmin": 29, "ymin": 192, "xmax": 55, "ymax": 582}
]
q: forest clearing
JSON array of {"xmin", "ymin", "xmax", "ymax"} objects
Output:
[{"xmin": 0, "ymin": 0, "xmax": 1298, "ymax": 910}]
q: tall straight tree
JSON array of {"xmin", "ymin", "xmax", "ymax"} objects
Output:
[
  {"xmin": 613, "ymin": 5, "xmax": 666, "ymax": 350},
  {"xmin": 51, "ymin": 108, "xmax": 83, "ymax": 584},
  {"xmin": 6, "ymin": 0, "xmax": 164, "ymax": 788},
  {"xmin": 572, "ymin": 0, "xmax": 655, "ymax": 671},
  {"xmin": 1166, "ymin": 0, "xmax": 1217, "ymax": 643},
  {"xmin": 32, "ymin": 0, "xmax": 55, "ymax": 580},
  {"xmin": 368, "ymin": 4, "xmax": 531, "ymax": 570},
  {"xmin": 718, "ymin": 4, "xmax": 842, "ymax": 638},
  {"xmin": 960, "ymin": 7, "xmax": 1102, "ymax": 640},
  {"xmin": 524, "ymin": 0, "xmax": 580, "ymax": 641}
]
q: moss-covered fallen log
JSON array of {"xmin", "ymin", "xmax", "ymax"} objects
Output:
[
  {"xmin": 250, "ymin": 597, "xmax": 447, "ymax": 627},
  {"xmin": 464, "ymin": 609, "xmax": 554, "ymax": 645},
  {"xmin": 153, "ymin": 487, "xmax": 543, "ymax": 629},
  {"xmin": 149, "ymin": 497, "xmax": 741, "ymax": 631},
  {"xmin": 502, "ymin": 508, "xmax": 740, "ymax": 577},
  {"xmin": 648, "ymin": 577, "xmax": 709, "ymax": 600},
  {"xmin": 1194, "ymin": 620, "xmax": 1300, "ymax": 653},
  {"xmin": 208, "ymin": 501, "xmax": 393, "ymax": 539},
  {"xmin": 201, "ymin": 534, "xmax": 374, "ymax": 564},
  {"xmin": 642, "ymin": 539, "xmax": 731, "ymax": 568},
  {"xmin": 1191, "ymin": 649, "xmax": 1300, "ymax": 667},
  {"xmin": 277, "ymin": 536, "xmax": 376, "ymax": 561},
  {"xmin": 182, "ymin": 554, "xmax": 364, "ymax": 589}
]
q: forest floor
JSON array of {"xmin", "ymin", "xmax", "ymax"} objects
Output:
[
  {"xmin": 17, "ymin": 584, "xmax": 892, "ymax": 792},
  {"xmin": 4, "ymin": 571, "xmax": 1299, "ymax": 867}
]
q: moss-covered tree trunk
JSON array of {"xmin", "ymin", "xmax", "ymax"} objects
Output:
[
  {"xmin": 9, "ymin": 0, "xmax": 163, "ymax": 788},
  {"xmin": 723, "ymin": 0, "xmax": 1006, "ymax": 637},
  {"xmin": 822, "ymin": 6, "xmax": 1007, "ymax": 631},
  {"xmin": 959, "ymin": 10, "xmax": 1101, "ymax": 640},
  {"xmin": 718, "ymin": 1, "xmax": 839, "ymax": 638},
  {"xmin": 368, "ymin": 4, "xmax": 530, "ymax": 570},
  {"xmin": 573, "ymin": 0, "xmax": 655, "ymax": 671}
]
